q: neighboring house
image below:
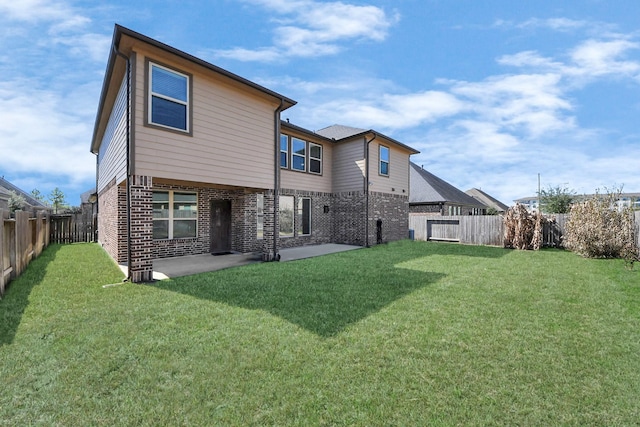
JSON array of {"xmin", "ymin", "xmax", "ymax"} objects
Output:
[
  {"xmin": 91, "ymin": 25, "xmax": 419, "ymax": 282},
  {"xmin": 465, "ymin": 188, "xmax": 509, "ymax": 213},
  {"xmin": 515, "ymin": 192, "xmax": 640, "ymax": 213},
  {"xmin": 409, "ymin": 163, "xmax": 486, "ymax": 215},
  {"xmin": 80, "ymin": 188, "xmax": 98, "ymax": 217},
  {"xmin": 0, "ymin": 177, "xmax": 49, "ymax": 213}
]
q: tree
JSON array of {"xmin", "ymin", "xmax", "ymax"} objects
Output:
[
  {"xmin": 486, "ymin": 207, "xmax": 499, "ymax": 215},
  {"xmin": 8, "ymin": 191, "xmax": 26, "ymax": 213},
  {"xmin": 539, "ymin": 185, "xmax": 576, "ymax": 214},
  {"xmin": 49, "ymin": 187, "xmax": 66, "ymax": 214},
  {"xmin": 31, "ymin": 188, "xmax": 46, "ymax": 203}
]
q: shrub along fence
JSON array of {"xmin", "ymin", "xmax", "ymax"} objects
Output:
[
  {"xmin": 410, "ymin": 213, "xmax": 574, "ymax": 247},
  {"xmin": 0, "ymin": 209, "xmax": 49, "ymax": 296}
]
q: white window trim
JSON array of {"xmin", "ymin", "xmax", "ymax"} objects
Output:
[
  {"xmin": 153, "ymin": 190, "xmax": 198, "ymax": 240},
  {"xmin": 291, "ymin": 137, "xmax": 306, "ymax": 172},
  {"xmin": 309, "ymin": 142, "xmax": 322, "ymax": 175},
  {"xmin": 280, "ymin": 134, "xmax": 289, "ymax": 169},
  {"xmin": 148, "ymin": 62, "xmax": 190, "ymax": 133},
  {"xmin": 298, "ymin": 197, "xmax": 312, "ymax": 236},
  {"xmin": 379, "ymin": 145, "xmax": 390, "ymax": 176}
]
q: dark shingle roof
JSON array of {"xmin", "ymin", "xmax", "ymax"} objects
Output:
[
  {"xmin": 0, "ymin": 177, "xmax": 47, "ymax": 208},
  {"xmin": 316, "ymin": 124, "xmax": 368, "ymax": 140},
  {"xmin": 409, "ymin": 163, "xmax": 486, "ymax": 207},
  {"xmin": 465, "ymin": 188, "xmax": 509, "ymax": 212}
]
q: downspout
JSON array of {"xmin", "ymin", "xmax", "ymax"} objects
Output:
[
  {"xmin": 364, "ymin": 133, "xmax": 377, "ymax": 247},
  {"xmin": 112, "ymin": 43, "xmax": 132, "ymax": 281},
  {"xmin": 272, "ymin": 98, "xmax": 285, "ymax": 261}
]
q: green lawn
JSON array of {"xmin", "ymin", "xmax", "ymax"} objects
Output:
[{"xmin": 1, "ymin": 241, "xmax": 639, "ymax": 426}]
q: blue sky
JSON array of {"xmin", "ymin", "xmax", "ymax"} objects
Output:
[{"xmin": 1, "ymin": 0, "xmax": 639, "ymax": 207}]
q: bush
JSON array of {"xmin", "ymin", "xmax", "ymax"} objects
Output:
[
  {"xmin": 564, "ymin": 191, "xmax": 639, "ymax": 267},
  {"xmin": 503, "ymin": 204, "xmax": 546, "ymax": 250}
]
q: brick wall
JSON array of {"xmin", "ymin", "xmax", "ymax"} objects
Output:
[
  {"xmin": 368, "ymin": 191, "xmax": 410, "ymax": 244},
  {"xmin": 409, "ymin": 203, "xmax": 443, "ymax": 215},
  {"xmin": 332, "ymin": 191, "xmax": 367, "ymax": 246},
  {"xmin": 129, "ymin": 175, "xmax": 153, "ymax": 282},
  {"xmin": 97, "ymin": 180, "xmax": 127, "ymax": 263}
]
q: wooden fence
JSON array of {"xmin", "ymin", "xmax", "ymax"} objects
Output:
[
  {"xmin": 0, "ymin": 209, "xmax": 49, "ymax": 296},
  {"xmin": 49, "ymin": 213, "xmax": 97, "ymax": 244},
  {"xmin": 410, "ymin": 214, "xmax": 569, "ymax": 247},
  {"xmin": 410, "ymin": 213, "xmax": 640, "ymax": 249}
]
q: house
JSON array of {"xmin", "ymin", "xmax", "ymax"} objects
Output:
[
  {"xmin": 90, "ymin": 25, "xmax": 418, "ymax": 282},
  {"xmin": 465, "ymin": 188, "xmax": 509, "ymax": 213},
  {"xmin": 409, "ymin": 163, "xmax": 486, "ymax": 215},
  {"xmin": 0, "ymin": 177, "xmax": 48, "ymax": 213}
]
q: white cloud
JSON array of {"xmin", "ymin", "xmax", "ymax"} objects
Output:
[
  {"xmin": 214, "ymin": 0, "xmax": 398, "ymax": 61},
  {"xmin": 0, "ymin": 80, "xmax": 96, "ymax": 186}
]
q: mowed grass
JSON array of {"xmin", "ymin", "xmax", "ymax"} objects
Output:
[{"xmin": 1, "ymin": 241, "xmax": 639, "ymax": 426}]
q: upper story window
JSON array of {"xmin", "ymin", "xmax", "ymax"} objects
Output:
[
  {"xmin": 292, "ymin": 138, "xmax": 306, "ymax": 171},
  {"xmin": 379, "ymin": 145, "xmax": 390, "ymax": 176},
  {"xmin": 280, "ymin": 133, "xmax": 323, "ymax": 175},
  {"xmin": 280, "ymin": 135, "xmax": 288, "ymax": 168},
  {"xmin": 149, "ymin": 62, "xmax": 189, "ymax": 132},
  {"xmin": 309, "ymin": 143, "xmax": 322, "ymax": 174}
]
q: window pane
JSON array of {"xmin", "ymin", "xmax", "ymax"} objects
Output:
[
  {"xmin": 279, "ymin": 196, "xmax": 294, "ymax": 237},
  {"xmin": 380, "ymin": 146, "xmax": 390, "ymax": 162},
  {"xmin": 174, "ymin": 192, "xmax": 196, "ymax": 202},
  {"xmin": 309, "ymin": 159, "xmax": 321, "ymax": 174},
  {"xmin": 297, "ymin": 198, "xmax": 311, "ymax": 235},
  {"xmin": 256, "ymin": 194, "xmax": 264, "ymax": 239},
  {"xmin": 153, "ymin": 202, "xmax": 169, "ymax": 219},
  {"xmin": 152, "ymin": 66, "xmax": 187, "ymax": 102},
  {"xmin": 380, "ymin": 161, "xmax": 389, "ymax": 175},
  {"xmin": 152, "ymin": 96, "xmax": 187, "ymax": 130},
  {"xmin": 174, "ymin": 203, "xmax": 197, "ymax": 218},
  {"xmin": 280, "ymin": 151, "xmax": 287, "ymax": 168},
  {"xmin": 280, "ymin": 134, "xmax": 288, "ymax": 151},
  {"xmin": 310, "ymin": 144, "xmax": 321, "ymax": 159},
  {"xmin": 153, "ymin": 192, "xmax": 169, "ymax": 202},
  {"xmin": 292, "ymin": 155, "xmax": 305, "ymax": 171},
  {"xmin": 153, "ymin": 220, "xmax": 169, "ymax": 239},
  {"xmin": 292, "ymin": 138, "xmax": 306, "ymax": 156},
  {"xmin": 173, "ymin": 220, "xmax": 197, "ymax": 238}
]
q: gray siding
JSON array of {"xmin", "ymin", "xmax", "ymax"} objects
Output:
[{"xmin": 98, "ymin": 74, "xmax": 128, "ymax": 192}]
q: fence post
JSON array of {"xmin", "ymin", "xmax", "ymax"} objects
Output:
[{"xmin": 0, "ymin": 209, "xmax": 6, "ymax": 295}]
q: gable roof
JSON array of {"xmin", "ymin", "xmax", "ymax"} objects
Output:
[
  {"xmin": 409, "ymin": 163, "xmax": 486, "ymax": 207},
  {"xmin": 465, "ymin": 188, "xmax": 509, "ymax": 212},
  {"xmin": 0, "ymin": 177, "xmax": 48, "ymax": 208},
  {"xmin": 316, "ymin": 124, "xmax": 419, "ymax": 154},
  {"xmin": 91, "ymin": 24, "xmax": 297, "ymax": 154}
]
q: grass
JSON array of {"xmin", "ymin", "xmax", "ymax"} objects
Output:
[{"xmin": 1, "ymin": 241, "xmax": 639, "ymax": 426}]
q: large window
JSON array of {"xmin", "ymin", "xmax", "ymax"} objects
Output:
[
  {"xmin": 149, "ymin": 62, "xmax": 189, "ymax": 132},
  {"xmin": 280, "ymin": 134, "xmax": 323, "ymax": 175},
  {"xmin": 297, "ymin": 198, "xmax": 311, "ymax": 236},
  {"xmin": 280, "ymin": 134, "xmax": 288, "ymax": 168},
  {"xmin": 379, "ymin": 145, "xmax": 390, "ymax": 176},
  {"xmin": 292, "ymin": 138, "xmax": 306, "ymax": 171},
  {"xmin": 153, "ymin": 191, "xmax": 197, "ymax": 239},
  {"xmin": 309, "ymin": 143, "xmax": 322, "ymax": 174},
  {"xmin": 256, "ymin": 193, "xmax": 264, "ymax": 239},
  {"xmin": 279, "ymin": 196, "xmax": 294, "ymax": 237}
]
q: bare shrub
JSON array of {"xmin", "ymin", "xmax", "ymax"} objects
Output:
[
  {"xmin": 504, "ymin": 204, "xmax": 545, "ymax": 250},
  {"xmin": 564, "ymin": 191, "xmax": 639, "ymax": 267}
]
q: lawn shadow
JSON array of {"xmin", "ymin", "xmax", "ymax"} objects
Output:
[
  {"xmin": 0, "ymin": 245, "xmax": 60, "ymax": 346},
  {"xmin": 151, "ymin": 246, "xmax": 446, "ymax": 337}
]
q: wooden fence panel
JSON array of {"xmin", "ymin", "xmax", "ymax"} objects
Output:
[
  {"xmin": 49, "ymin": 214, "xmax": 96, "ymax": 244},
  {"xmin": 460, "ymin": 215, "xmax": 503, "ymax": 246},
  {"xmin": 427, "ymin": 218, "xmax": 460, "ymax": 241}
]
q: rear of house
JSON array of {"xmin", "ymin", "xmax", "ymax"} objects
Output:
[{"xmin": 91, "ymin": 25, "xmax": 418, "ymax": 282}]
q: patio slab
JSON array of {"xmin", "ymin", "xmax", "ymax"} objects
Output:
[{"xmin": 120, "ymin": 243, "xmax": 362, "ymax": 280}]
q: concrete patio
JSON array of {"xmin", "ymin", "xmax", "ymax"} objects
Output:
[{"xmin": 120, "ymin": 243, "xmax": 362, "ymax": 280}]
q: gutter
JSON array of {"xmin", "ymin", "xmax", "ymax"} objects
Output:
[
  {"xmin": 272, "ymin": 99, "xmax": 285, "ymax": 261},
  {"xmin": 364, "ymin": 133, "xmax": 377, "ymax": 247},
  {"xmin": 112, "ymin": 43, "xmax": 132, "ymax": 281}
]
